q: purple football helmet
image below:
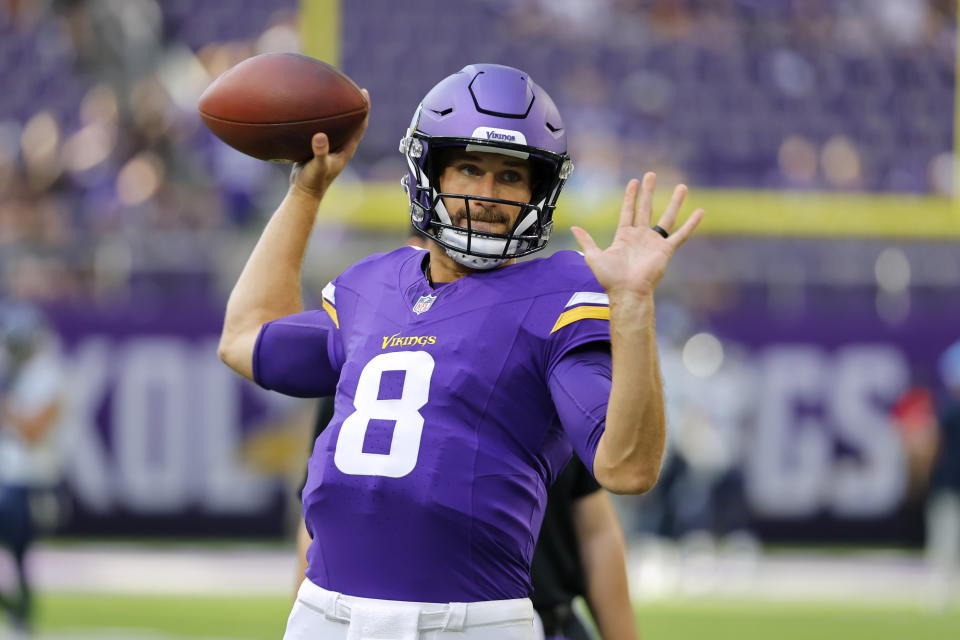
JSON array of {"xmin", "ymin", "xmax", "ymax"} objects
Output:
[{"xmin": 400, "ymin": 64, "xmax": 573, "ymax": 269}]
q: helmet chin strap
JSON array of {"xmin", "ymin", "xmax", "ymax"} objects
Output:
[
  {"xmin": 438, "ymin": 228, "xmax": 515, "ymax": 269},
  {"xmin": 445, "ymin": 249, "xmax": 508, "ymax": 270}
]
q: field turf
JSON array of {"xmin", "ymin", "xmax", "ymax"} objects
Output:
[{"xmin": 27, "ymin": 593, "xmax": 960, "ymax": 639}]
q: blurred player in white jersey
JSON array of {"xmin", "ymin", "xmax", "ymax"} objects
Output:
[
  {"xmin": 927, "ymin": 339, "xmax": 960, "ymax": 610},
  {"xmin": 0, "ymin": 302, "xmax": 66, "ymax": 636}
]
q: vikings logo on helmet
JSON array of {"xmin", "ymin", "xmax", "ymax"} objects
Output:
[{"xmin": 399, "ymin": 64, "xmax": 574, "ymax": 270}]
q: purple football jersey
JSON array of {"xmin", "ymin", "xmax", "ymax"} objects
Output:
[{"xmin": 255, "ymin": 247, "xmax": 611, "ymax": 602}]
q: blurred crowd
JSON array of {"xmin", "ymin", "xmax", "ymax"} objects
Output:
[
  {"xmin": 0, "ymin": 0, "xmax": 957, "ymax": 303},
  {"xmin": 0, "ymin": 0, "xmax": 297, "ymax": 302},
  {"xmin": 343, "ymin": 0, "xmax": 956, "ymax": 194}
]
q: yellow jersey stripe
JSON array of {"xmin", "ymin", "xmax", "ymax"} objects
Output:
[
  {"xmin": 322, "ymin": 299, "xmax": 340, "ymax": 329},
  {"xmin": 550, "ymin": 305, "xmax": 610, "ymax": 334}
]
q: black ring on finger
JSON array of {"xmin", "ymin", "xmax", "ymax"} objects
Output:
[{"xmin": 652, "ymin": 224, "xmax": 669, "ymax": 239}]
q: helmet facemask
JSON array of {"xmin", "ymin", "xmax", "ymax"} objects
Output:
[{"xmin": 402, "ymin": 134, "xmax": 570, "ymax": 269}]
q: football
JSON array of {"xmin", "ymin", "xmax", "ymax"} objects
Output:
[{"xmin": 198, "ymin": 53, "xmax": 368, "ymax": 162}]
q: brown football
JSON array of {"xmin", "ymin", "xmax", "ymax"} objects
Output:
[{"xmin": 198, "ymin": 53, "xmax": 368, "ymax": 162}]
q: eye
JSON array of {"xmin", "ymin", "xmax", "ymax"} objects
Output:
[
  {"xmin": 459, "ymin": 163, "xmax": 482, "ymax": 176},
  {"xmin": 501, "ymin": 170, "xmax": 523, "ymax": 183}
]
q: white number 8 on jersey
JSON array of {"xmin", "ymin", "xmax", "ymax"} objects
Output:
[{"xmin": 334, "ymin": 350, "xmax": 435, "ymax": 478}]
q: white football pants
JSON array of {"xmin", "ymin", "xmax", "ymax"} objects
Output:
[
  {"xmin": 284, "ymin": 578, "xmax": 535, "ymax": 639},
  {"xmin": 925, "ymin": 489, "xmax": 960, "ymax": 610}
]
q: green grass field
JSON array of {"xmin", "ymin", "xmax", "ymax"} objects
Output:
[{"xmin": 26, "ymin": 593, "xmax": 960, "ymax": 640}]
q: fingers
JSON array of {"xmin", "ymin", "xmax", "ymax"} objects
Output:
[
  {"xmin": 332, "ymin": 89, "xmax": 370, "ymax": 160},
  {"xmin": 289, "ymin": 162, "xmax": 304, "ymax": 186},
  {"xmin": 618, "ymin": 179, "xmax": 640, "ymax": 227},
  {"xmin": 667, "ymin": 208, "xmax": 704, "ymax": 249},
  {"xmin": 288, "ymin": 134, "xmax": 331, "ymax": 197},
  {"xmin": 655, "ymin": 184, "xmax": 687, "ymax": 233},
  {"xmin": 336, "ymin": 113, "xmax": 369, "ymax": 159},
  {"xmin": 570, "ymin": 226, "xmax": 600, "ymax": 257},
  {"xmin": 635, "ymin": 172, "xmax": 655, "ymax": 227},
  {"xmin": 311, "ymin": 132, "xmax": 329, "ymax": 159},
  {"xmin": 297, "ymin": 87, "xmax": 369, "ymax": 192}
]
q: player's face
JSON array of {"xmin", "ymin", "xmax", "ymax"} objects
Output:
[{"xmin": 437, "ymin": 150, "xmax": 533, "ymax": 235}]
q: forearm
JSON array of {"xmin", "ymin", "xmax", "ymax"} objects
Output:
[
  {"xmin": 594, "ymin": 293, "xmax": 665, "ymax": 494},
  {"xmin": 581, "ymin": 529, "xmax": 638, "ymax": 640},
  {"xmin": 575, "ymin": 491, "xmax": 639, "ymax": 640},
  {"xmin": 219, "ymin": 186, "xmax": 323, "ymax": 378},
  {"xmin": 294, "ymin": 517, "xmax": 310, "ymax": 600},
  {"xmin": 571, "ymin": 174, "xmax": 702, "ymax": 492}
]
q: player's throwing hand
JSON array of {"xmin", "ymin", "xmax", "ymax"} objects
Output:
[
  {"xmin": 289, "ymin": 89, "xmax": 370, "ymax": 201},
  {"xmin": 571, "ymin": 172, "xmax": 703, "ymax": 299}
]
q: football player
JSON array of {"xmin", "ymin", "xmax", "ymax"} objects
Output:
[
  {"xmin": 927, "ymin": 339, "xmax": 960, "ymax": 611},
  {"xmin": 218, "ymin": 63, "xmax": 702, "ymax": 639},
  {"xmin": 0, "ymin": 302, "xmax": 65, "ymax": 636}
]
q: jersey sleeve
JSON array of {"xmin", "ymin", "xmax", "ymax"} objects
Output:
[
  {"xmin": 547, "ymin": 344, "xmax": 612, "ymax": 477},
  {"xmin": 544, "ymin": 288, "xmax": 611, "ymax": 378},
  {"xmin": 252, "ymin": 290, "xmax": 345, "ymax": 398}
]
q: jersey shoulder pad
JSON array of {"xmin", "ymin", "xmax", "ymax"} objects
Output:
[
  {"xmin": 336, "ymin": 246, "xmax": 421, "ymax": 290},
  {"xmin": 320, "ymin": 247, "xmax": 422, "ymax": 329},
  {"xmin": 528, "ymin": 251, "xmax": 610, "ymax": 340},
  {"xmin": 533, "ymin": 250, "xmax": 598, "ymax": 292}
]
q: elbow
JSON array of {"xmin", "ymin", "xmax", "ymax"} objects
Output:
[
  {"xmin": 592, "ymin": 431, "xmax": 664, "ymax": 494},
  {"xmin": 217, "ymin": 331, "xmax": 246, "ymax": 374},
  {"xmin": 627, "ymin": 472, "xmax": 659, "ymax": 495},
  {"xmin": 609, "ymin": 473, "xmax": 659, "ymax": 496},
  {"xmin": 216, "ymin": 327, "xmax": 257, "ymax": 382},
  {"xmin": 594, "ymin": 462, "xmax": 660, "ymax": 495},
  {"xmin": 217, "ymin": 334, "xmax": 233, "ymax": 366}
]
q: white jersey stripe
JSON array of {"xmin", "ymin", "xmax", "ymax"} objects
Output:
[
  {"xmin": 322, "ymin": 282, "xmax": 336, "ymax": 305},
  {"xmin": 565, "ymin": 291, "xmax": 609, "ymax": 308}
]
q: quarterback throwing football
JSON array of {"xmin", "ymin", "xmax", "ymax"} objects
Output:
[{"xmin": 218, "ymin": 64, "xmax": 702, "ymax": 639}]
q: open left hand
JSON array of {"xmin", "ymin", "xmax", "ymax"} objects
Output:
[{"xmin": 571, "ymin": 172, "xmax": 703, "ymax": 299}]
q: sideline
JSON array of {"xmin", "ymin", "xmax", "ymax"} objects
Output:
[{"xmin": 5, "ymin": 541, "xmax": 950, "ymax": 605}]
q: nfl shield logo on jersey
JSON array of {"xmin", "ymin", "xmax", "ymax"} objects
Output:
[{"xmin": 413, "ymin": 294, "xmax": 437, "ymax": 315}]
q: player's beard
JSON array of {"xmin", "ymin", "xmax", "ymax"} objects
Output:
[{"xmin": 452, "ymin": 204, "xmax": 514, "ymax": 235}]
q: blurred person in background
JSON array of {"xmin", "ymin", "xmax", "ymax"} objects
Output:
[
  {"xmin": 926, "ymin": 339, "xmax": 960, "ymax": 611},
  {"xmin": 0, "ymin": 301, "xmax": 66, "ymax": 636},
  {"xmin": 891, "ymin": 380, "xmax": 940, "ymax": 503},
  {"xmin": 529, "ymin": 458, "xmax": 636, "ymax": 640}
]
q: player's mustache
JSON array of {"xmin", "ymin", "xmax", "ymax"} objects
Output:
[{"xmin": 454, "ymin": 205, "xmax": 508, "ymax": 226}]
